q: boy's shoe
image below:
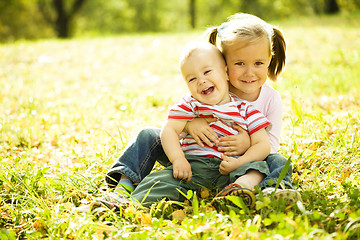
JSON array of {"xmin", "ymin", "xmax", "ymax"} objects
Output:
[
  {"xmin": 213, "ymin": 183, "xmax": 256, "ymax": 209},
  {"xmin": 261, "ymin": 187, "xmax": 301, "ymax": 205}
]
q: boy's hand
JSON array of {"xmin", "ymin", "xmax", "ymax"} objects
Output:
[
  {"xmin": 184, "ymin": 118, "xmax": 219, "ymax": 147},
  {"xmin": 172, "ymin": 158, "xmax": 192, "ymax": 183},
  {"xmin": 219, "ymin": 154, "xmax": 241, "ymax": 175},
  {"xmin": 218, "ymin": 124, "xmax": 250, "ymax": 156}
]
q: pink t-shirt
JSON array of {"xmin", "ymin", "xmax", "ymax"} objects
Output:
[{"xmin": 249, "ymin": 83, "xmax": 282, "ymax": 153}]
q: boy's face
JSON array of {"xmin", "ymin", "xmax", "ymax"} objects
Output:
[
  {"xmin": 225, "ymin": 38, "xmax": 272, "ymax": 101},
  {"xmin": 181, "ymin": 48, "xmax": 230, "ymax": 105}
]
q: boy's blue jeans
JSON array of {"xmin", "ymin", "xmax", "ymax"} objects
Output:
[{"xmin": 105, "ymin": 126, "xmax": 293, "ymax": 190}]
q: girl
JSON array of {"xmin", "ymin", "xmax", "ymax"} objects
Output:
[{"xmin": 103, "ymin": 13, "xmax": 299, "ymax": 208}]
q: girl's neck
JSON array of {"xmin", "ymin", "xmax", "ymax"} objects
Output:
[{"xmin": 229, "ymin": 85, "xmax": 261, "ymax": 102}]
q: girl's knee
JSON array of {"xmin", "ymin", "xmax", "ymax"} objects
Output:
[{"xmin": 138, "ymin": 127, "xmax": 161, "ymax": 139}]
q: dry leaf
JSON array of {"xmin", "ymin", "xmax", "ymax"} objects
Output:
[
  {"xmin": 200, "ymin": 188, "xmax": 210, "ymax": 199},
  {"xmin": 140, "ymin": 213, "xmax": 152, "ymax": 225},
  {"xmin": 172, "ymin": 209, "xmax": 186, "ymax": 222},
  {"xmin": 33, "ymin": 218, "xmax": 46, "ymax": 234}
]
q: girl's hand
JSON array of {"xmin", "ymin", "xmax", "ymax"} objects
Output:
[
  {"xmin": 172, "ymin": 158, "xmax": 192, "ymax": 183},
  {"xmin": 218, "ymin": 124, "xmax": 250, "ymax": 156},
  {"xmin": 219, "ymin": 154, "xmax": 240, "ymax": 175},
  {"xmin": 184, "ymin": 117, "xmax": 219, "ymax": 147}
]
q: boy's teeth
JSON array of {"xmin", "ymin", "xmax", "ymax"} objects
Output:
[{"xmin": 202, "ymin": 86, "xmax": 214, "ymax": 94}]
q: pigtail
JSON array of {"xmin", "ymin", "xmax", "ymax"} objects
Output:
[
  {"xmin": 268, "ymin": 27, "xmax": 286, "ymax": 81},
  {"xmin": 202, "ymin": 26, "xmax": 219, "ymax": 46}
]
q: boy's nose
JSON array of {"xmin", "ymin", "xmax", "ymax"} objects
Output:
[{"xmin": 198, "ymin": 77, "xmax": 207, "ymax": 85}]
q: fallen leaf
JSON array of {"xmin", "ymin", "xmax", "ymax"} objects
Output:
[
  {"xmin": 200, "ymin": 188, "xmax": 210, "ymax": 199},
  {"xmin": 140, "ymin": 213, "xmax": 152, "ymax": 225},
  {"xmin": 172, "ymin": 209, "xmax": 186, "ymax": 222}
]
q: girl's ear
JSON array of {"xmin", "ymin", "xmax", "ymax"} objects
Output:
[{"xmin": 225, "ymin": 66, "xmax": 229, "ymax": 81}]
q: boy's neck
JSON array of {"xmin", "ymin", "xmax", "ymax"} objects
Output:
[{"xmin": 196, "ymin": 93, "xmax": 232, "ymax": 106}]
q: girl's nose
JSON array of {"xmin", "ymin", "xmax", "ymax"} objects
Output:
[{"xmin": 244, "ymin": 66, "xmax": 255, "ymax": 76}]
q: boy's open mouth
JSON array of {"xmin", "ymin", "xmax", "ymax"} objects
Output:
[{"xmin": 202, "ymin": 86, "xmax": 214, "ymax": 95}]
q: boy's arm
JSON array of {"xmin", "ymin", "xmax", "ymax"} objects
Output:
[
  {"xmin": 238, "ymin": 128, "xmax": 270, "ymax": 163},
  {"xmin": 161, "ymin": 119, "xmax": 192, "ymax": 182},
  {"xmin": 219, "ymin": 128, "xmax": 270, "ymax": 175}
]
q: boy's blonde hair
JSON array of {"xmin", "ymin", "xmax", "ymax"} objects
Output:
[
  {"xmin": 204, "ymin": 13, "xmax": 286, "ymax": 81},
  {"xmin": 179, "ymin": 41, "xmax": 226, "ymax": 70}
]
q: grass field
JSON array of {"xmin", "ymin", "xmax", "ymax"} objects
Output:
[{"xmin": 0, "ymin": 13, "xmax": 360, "ymax": 239}]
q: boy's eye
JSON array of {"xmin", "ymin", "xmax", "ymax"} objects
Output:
[
  {"xmin": 189, "ymin": 77, "xmax": 196, "ymax": 82},
  {"xmin": 235, "ymin": 62, "xmax": 244, "ymax": 66},
  {"xmin": 255, "ymin": 62, "xmax": 264, "ymax": 66},
  {"xmin": 204, "ymin": 70, "xmax": 211, "ymax": 75}
]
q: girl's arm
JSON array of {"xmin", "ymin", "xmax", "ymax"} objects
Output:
[
  {"xmin": 217, "ymin": 124, "xmax": 251, "ymax": 156},
  {"xmin": 184, "ymin": 117, "xmax": 219, "ymax": 147},
  {"xmin": 219, "ymin": 129, "xmax": 270, "ymax": 175},
  {"xmin": 161, "ymin": 120, "xmax": 192, "ymax": 182}
]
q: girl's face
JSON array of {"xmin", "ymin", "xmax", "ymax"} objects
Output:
[{"xmin": 225, "ymin": 38, "xmax": 272, "ymax": 102}]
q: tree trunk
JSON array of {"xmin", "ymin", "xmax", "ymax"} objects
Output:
[
  {"xmin": 189, "ymin": 0, "xmax": 196, "ymax": 29},
  {"xmin": 324, "ymin": 0, "xmax": 340, "ymax": 14},
  {"xmin": 52, "ymin": 0, "xmax": 86, "ymax": 38}
]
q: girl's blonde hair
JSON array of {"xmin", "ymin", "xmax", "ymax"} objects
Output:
[{"xmin": 204, "ymin": 13, "xmax": 286, "ymax": 81}]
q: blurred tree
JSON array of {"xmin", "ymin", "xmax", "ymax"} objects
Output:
[
  {"xmin": 0, "ymin": 0, "xmax": 52, "ymax": 41},
  {"xmin": 1, "ymin": 0, "xmax": 360, "ymax": 41},
  {"xmin": 38, "ymin": 0, "xmax": 87, "ymax": 38}
]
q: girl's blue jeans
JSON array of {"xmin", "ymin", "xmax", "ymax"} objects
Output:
[{"xmin": 105, "ymin": 126, "xmax": 293, "ymax": 190}]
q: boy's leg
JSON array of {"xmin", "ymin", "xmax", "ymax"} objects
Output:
[
  {"xmin": 131, "ymin": 165, "xmax": 197, "ymax": 208},
  {"xmin": 214, "ymin": 161, "xmax": 269, "ymax": 208},
  {"xmin": 132, "ymin": 155, "xmax": 225, "ymax": 208},
  {"xmin": 234, "ymin": 170, "xmax": 265, "ymax": 190},
  {"xmin": 259, "ymin": 153, "xmax": 293, "ymax": 189},
  {"xmin": 105, "ymin": 127, "xmax": 170, "ymax": 189}
]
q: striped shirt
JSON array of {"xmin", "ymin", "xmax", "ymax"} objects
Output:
[{"xmin": 168, "ymin": 93, "xmax": 271, "ymax": 158}]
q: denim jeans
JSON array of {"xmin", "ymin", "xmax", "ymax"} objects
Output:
[{"xmin": 105, "ymin": 126, "xmax": 293, "ymax": 189}]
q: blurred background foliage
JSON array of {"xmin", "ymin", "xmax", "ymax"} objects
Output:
[{"xmin": 0, "ymin": 0, "xmax": 360, "ymax": 41}]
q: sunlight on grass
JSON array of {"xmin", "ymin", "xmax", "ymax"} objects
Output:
[{"xmin": 0, "ymin": 14, "xmax": 359, "ymax": 239}]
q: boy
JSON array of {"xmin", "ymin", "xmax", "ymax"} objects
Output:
[{"xmin": 130, "ymin": 41, "xmax": 271, "ymax": 208}]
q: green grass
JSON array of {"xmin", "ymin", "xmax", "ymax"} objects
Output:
[{"xmin": 1, "ymin": 13, "xmax": 360, "ymax": 239}]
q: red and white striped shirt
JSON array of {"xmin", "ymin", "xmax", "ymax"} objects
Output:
[{"xmin": 168, "ymin": 93, "xmax": 271, "ymax": 158}]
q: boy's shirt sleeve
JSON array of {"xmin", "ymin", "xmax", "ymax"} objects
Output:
[
  {"xmin": 168, "ymin": 95, "xmax": 196, "ymax": 121},
  {"xmin": 244, "ymin": 102, "xmax": 272, "ymax": 135}
]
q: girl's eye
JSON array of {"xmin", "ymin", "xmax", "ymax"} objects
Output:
[
  {"xmin": 189, "ymin": 77, "xmax": 196, "ymax": 82},
  {"xmin": 204, "ymin": 70, "xmax": 211, "ymax": 75},
  {"xmin": 255, "ymin": 62, "xmax": 264, "ymax": 66},
  {"xmin": 235, "ymin": 62, "xmax": 244, "ymax": 66}
]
